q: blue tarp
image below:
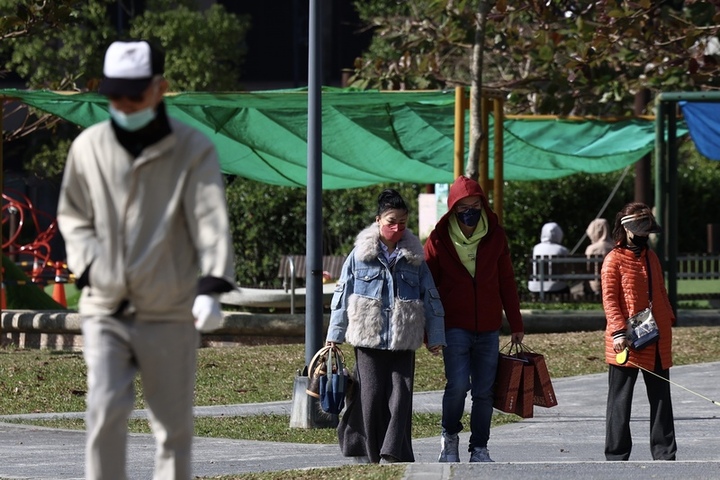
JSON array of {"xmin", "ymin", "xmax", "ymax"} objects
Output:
[{"xmin": 680, "ymin": 101, "xmax": 720, "ymax": 161}]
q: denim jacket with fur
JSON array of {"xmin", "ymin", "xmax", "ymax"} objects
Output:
[{"xmin": 326, "ymin": 224, "xmax": 446, "ymax": 351}]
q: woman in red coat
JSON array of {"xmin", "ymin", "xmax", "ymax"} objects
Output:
[{"xmin": 601, "ymin": 202, "xmax": 676, "ymax": 461}]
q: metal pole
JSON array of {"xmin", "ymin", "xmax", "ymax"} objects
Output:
[
  {"xmin": 306, "ymin": 0, "xmax": 323, "ymax": 368},
  {"xmin": 667, "ymin": 102, "xmax": 678, "ymax": 315},
  {"xmin": 290, "ymin": 0, "xmax": 330, "ymax": 431}
]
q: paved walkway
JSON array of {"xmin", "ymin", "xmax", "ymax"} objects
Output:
[{"xmin": 1, "ymin": 362, "xmax": 719, "ymax": 479}]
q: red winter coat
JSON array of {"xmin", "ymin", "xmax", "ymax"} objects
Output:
[
  {"xmin": 424, "ymin": 176, "xmax": 524, "ymax": 334},
  {"xmin": 602, "ymin": 246, "xmax": 675, "ymax": 369}
]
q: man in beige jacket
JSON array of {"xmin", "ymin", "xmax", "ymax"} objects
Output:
[{"xmin": 57, "ymin": 40, "xmax": 235, "ymax": 480}]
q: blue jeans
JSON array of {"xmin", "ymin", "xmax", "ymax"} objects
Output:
[{"xmin": 441, "ymin": 328, "xmax": 499, "ymax": 451}]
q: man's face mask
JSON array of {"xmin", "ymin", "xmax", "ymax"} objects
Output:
[
  {"xmin": 108, "ymin": 79, "xmax": 161, "ymax": 132},
  {"xmin": 456, "ymin": 208, "xmax": 482, "ymax": 227},
  {"xmin": 109, "ymin": 105, "xmax": 157, "ymax": 131}
]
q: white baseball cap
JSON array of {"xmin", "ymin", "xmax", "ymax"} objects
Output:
[{"xmin": 98, "ymin": 40, "xmax": 164, "ymax": 97}]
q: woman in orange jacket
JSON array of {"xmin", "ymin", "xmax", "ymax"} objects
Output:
[{"xmin": 601, "ymin": 202, "xmax": 676, "ymax": 461}]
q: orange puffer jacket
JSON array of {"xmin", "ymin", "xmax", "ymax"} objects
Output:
[{"xmin": 601, "ymin": 247, "xmax": 675, "ymax": 370}]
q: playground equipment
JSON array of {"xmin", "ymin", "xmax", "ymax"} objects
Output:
[{"xmin": 2, "ymin": 188, "xmax": 71, "ymax": 307}]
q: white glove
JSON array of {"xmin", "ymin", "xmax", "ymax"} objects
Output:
[{"xmin": 192, "ymin": 294, "xmax": 223, "ymax": 332}]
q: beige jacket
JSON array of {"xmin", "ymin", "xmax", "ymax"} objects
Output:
[{"xmin": 57, "ymin": 118, "xmax": 235, "ymax": 321}]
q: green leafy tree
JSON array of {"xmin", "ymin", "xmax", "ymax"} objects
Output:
[
  {"xmin": 350, "ymin": 1, "xmax": 720, "ymax": 115},
  {"xmin": 0, "ymin": 0, "xmax": 84, "ymax": 41},
  {"xmin": 349, "ymin": 1, "xmax": 471, "ymax": 90},
  {"xmin": 225, "ymin": 180, "xmax": 422, "ymax": 288},
  {"xmin": 225, "ymin": 180, "xmax": 308, "ymax": 287},
  {"xmin": 1, "ymin": 0, "xmax": 250, "ymax": 179},
  {"xmin": 1, "ymin": 0, "xmax": 115, "ymax": 179},
  {"xmin": 348, "ymin": 0, "xmax": 720, "ymax": 294},
  {"xmin": 4, "ymin": 0, "xmax": 717, "ymax": 294},
  {"xmin": 496, "ymin": 0, "xmax": 720, "ymax": 115},
  {"xmin": 130, "ymin": 3, "xmax": 250, "ymax": 92},
  {"xmin": 2, "ymin": 0, "xmax": 113, "ymax": 90},
  {"xmin": 676, "ymin": 142, "xmax": 720, "ymax": 253}
]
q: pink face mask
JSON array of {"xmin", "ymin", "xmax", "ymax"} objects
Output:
[{"xmin": 380, "ymin": 223, "xmax": 406, "ymax": 243}]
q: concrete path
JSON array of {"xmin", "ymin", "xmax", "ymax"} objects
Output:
[{"xmin": 1, "ymin": 362, "xmax": 719, "ymax": 479}]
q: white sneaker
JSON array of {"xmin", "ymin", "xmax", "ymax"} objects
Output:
[
  {"xmin": 470, "ymin": 447, "xmax": 494, "ymax": 463},
  {"xmin": 438, "ymin": 433, "xmax": 460, "ymax": 462}
]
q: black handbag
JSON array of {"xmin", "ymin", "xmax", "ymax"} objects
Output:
[{"xmin": 626, "ymin": 255, "xmax": 659, "ymax": 350}]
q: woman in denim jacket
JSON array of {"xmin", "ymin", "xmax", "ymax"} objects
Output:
[{"xmin": 326, "ymin": 189, "xmax": 446, "ymax": 464}]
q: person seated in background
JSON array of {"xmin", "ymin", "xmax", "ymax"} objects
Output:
[
  {"xmin": 584, "ymin": 218, "xmax": 614, "ymax": 296},
  {"xmin": 528, "ymin": 222, "xmax": 569, "ymax": 295}
]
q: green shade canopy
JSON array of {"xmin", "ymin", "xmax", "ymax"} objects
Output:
[{"xmin": 1, "ymin": 88, "xmax": 685, "ymax": 189}]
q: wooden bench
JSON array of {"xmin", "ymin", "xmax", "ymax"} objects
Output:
[
  {"xmin": 277, "ymin": 255, "xmax": 346, "ymax": 288},
  {"xmin": 527, "ymin": 255, "xmax": 605, "ymax": 302},
  {"xmin": 277, "ymin": 255, "xmax": 347, "ymax": 313},
  {"xmin": 526, "ymin": 253, "xmax": 720, "ymax": 302}
]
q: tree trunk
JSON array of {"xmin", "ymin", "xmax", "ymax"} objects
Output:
[
  {"xmin": 634, "ymin": 89, "xmax": 652, "ymax": 205},
  {"xmin": 465, "ymin": 0, "xmax": 494, "ymax": 181}
]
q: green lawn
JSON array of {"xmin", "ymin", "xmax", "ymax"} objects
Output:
[
  {"xmin": 3, "ymin": 327, "xmax": 720, "ymax": 480},
  {"xmin": 43, "ymin": 282, "xmax": 80, "ymax": 310},
  {"xmin": 676, "ymin": 278, "xmax": 720, "ymax": 296}
]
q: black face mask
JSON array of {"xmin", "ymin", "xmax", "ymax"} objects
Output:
[
  {"xmin": 457, "ymin": 208, "xmax": 482, "ymax": 227},
  {"xmin": 630, "ymin": 235, "xmax": 649, "ymax": 248}
]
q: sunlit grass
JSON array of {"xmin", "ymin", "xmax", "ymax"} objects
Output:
[
  {"xmin": 3, "ymin": 327, "xmax": 719, "ymax": 479},
  {"xmin": 2, "ymin": 326, "xmax": 719, "ymax": 440}
]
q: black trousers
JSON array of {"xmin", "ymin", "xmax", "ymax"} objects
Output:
[{"xmin": 605, "ymin": 349, "xmax": 677, "ymax": 461}]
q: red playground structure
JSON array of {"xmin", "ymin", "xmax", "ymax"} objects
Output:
[{"xmin": 2, "ymin": 188, "xmax": 71, "ymax": 307}]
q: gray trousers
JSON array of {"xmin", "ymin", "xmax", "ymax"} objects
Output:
[
  {"xmin": 338, "ymin": 347, "xmax": 415, "ymax": 463},
  {"xmin": 82, "ymin": 315, "xmax": 198, "ymax": 480}
]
